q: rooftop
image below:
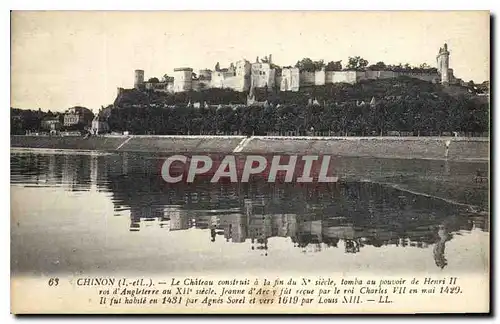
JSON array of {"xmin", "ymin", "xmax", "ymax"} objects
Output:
[{"xmin": 174, "ymin": 67, "xmax": 194, "ymax": 72}]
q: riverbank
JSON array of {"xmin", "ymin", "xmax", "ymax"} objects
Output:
[{"xmin": 11, "ymin": 135, "xmax": 489, "ymax": 161}]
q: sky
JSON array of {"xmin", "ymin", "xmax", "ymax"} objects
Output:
[{"xmin": 11, "ymin": 11, "xmax": 490, "ymax": 112}]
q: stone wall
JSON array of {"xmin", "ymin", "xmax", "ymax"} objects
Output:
[
  {"xmin": 280, "ymin": 67, "xmax": 300, "ymax": 91},
  {"xmin": 314, "ymin": 69, "xmax": 325, "ymax": 86},
  {"xmin": 299, "ymin": 71, "xmax": 315, "ymax": 86},
  {"xmin": 11, "ymin": 135, "xmax": 489, "ymax": 162},
  {"xmin": 251, "ymin": 62, "xmax": 275, "ymax": 88},
  {"xmin": 241, "ymin": 136, "xmax": 488, "ymax": 161},
  {"xmin": 325, "ymin": 71, "xmax": 358, "ymax": 84},
  {"xmin": 211, "ymin": 73, "xmax": 249, "ymax": 92},
  {"xmin": 173, "ymin": 69, "xmax": 193, "ymax": 92}
]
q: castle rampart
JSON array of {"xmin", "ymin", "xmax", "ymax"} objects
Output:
[
  {"xmin": 134, "ymin": 70, "xmax": 144, "ymax": 89},
  {"xmin": 130, "ymin": 44, "xmax": 459, "ymax": 95},
  {"xmin": 280, "ymin": 67, "xmax": 300, "ymax": 91},
  {"xmin": 251, "ymin": 62, "xmax": 275, "ymax": 89},
  {"xmin": 173, "ymin": 67, "xmax": 193, "ymax": 92}
]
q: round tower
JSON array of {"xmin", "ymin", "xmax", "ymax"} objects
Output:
[
  {"xmin": 173, "ymin": 68, "xmax": 193, "ymax": 92},
  {"xmin": 438, "ymin": 44, "xmax": 450, "ymax": 84},
  {"xmin": 198, "ymin": 69, "xmax": 212, "ymax": 80},
  {"xmin": 134, "ymin": 69, "xmax": 145, "ymax": 89}
]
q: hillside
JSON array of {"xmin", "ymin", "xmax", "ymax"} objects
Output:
[
  {"xmin": 114, "ymin": 87, "xmax": 248, "ymax": 107},
  {"xmin": 113, "ymin": 76, "xmax": 481, "ymax": 108},
  {"xmin": 107, "ymin": 77, "xmax": 489, "ymax": 136}
]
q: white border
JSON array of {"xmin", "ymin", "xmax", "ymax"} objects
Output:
[
  {"xmin": 3, "ymin": 1, "xmax": 497, "ymax": 323},
  {"xmin": 4, "ymin": 0, "xmax": 497, "ymax": 10}
]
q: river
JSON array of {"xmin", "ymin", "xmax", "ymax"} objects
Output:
[{"xmin": 11, "ymin": 149, "xmax": 489, "ymax": 277}]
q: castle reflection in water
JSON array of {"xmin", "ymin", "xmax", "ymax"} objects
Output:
[{"xmin": 11, "ymin": 151, "xmax": 489, "ymax": 269}]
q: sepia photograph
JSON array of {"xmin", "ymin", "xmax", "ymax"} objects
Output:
[{"xmin": 10, "ymin": 10, "xmax": 490, "ymax": 314}]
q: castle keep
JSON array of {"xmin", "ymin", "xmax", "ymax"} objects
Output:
[
  {"xmin": 436, "ymin": 43, "xmax": 452, "ymax": 84},
  {"xmin": 132, "ymin": 44, "xmax": 462, "ymax": 94}
]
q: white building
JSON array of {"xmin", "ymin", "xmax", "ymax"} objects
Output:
[
  {"xmin": 91, "ymin": 116, "xmax": 109, "ymax": 135},
  {"xmin": 251, "ymin": 62, "xmax": 276, "ymax": 89},
  {"xmin": 210, "ymin": 60, "xmax": 251, "ymax": 92},
  {"xmin": 280, "ymin": 67, "xmax": 300, "ymax": 92},
  {"xmin": 173, "ymin": 67, "xmax": 193, "ymax": 92}
]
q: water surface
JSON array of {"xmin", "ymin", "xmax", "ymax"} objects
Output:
[{"xmin": 11, "ymin": 150, "xmax": 489, "ymax": 276}]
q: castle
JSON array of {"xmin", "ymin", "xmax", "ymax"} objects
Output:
[{"xmin": 127, "ymin": 43, "xmax": 462, "ymax": 96}]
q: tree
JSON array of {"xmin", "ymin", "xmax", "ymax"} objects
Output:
[
  {"xmin": 403, "ymin": 63, "xmax": 412, "ymax": 71},
  {"xmin": 104, "ymin": 76, "xmax": 487, "ymax": 137},
  {"xmin": 325, "ymin": 60, "xmax": 342, "ymax": 71},
  {"xmin": 147, "ymin": 77, "xmax": 160, "ymax": 83},
  {"xmin": 295, "ymin": 58, "xmax": 315, "ymax": 72},
  {"xmin": 336, "ymin": 103, "xmax": 351, "ymax": 136},
  {"xmin": 313, "ymin": 60, "xmax": 325, "ymax": 71},
  {"xmin": 477, "ymin": 81, "xmax": 489, "ymax": 94},
  {"xmin": 374, "ymin": 101, "xmax": 388, "ymax": 136},
  {"xmin": 216, "ymin": 106, "xmax": 234, "ymax": 134},
  {"xmin": 367, "ymin": 61, "xmax": 387, "ymax": 71},
  {"xmin": 294, "ymin": 58, "xmax": 326, "ymax": 72},
  {"xmin": 419, "ymin": 63, "xmax": 431, "ymax": 70},
  {"xmin": 215, "ymin": 62, "xmax": 220, "ymax": 72},
  {"xmin": 345, "ymin": 56, "xmax": 369, "ymax": 71}
]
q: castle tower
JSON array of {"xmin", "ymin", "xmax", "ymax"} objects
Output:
[
  {"xmin": 235, "ymin": 59, "xmax": 252, "ymax": 92},
  {"xmin": 134, "ymin": 69, "xmax": 145, "ymax": 89},
  {"xmin": 173, "ymin": 68, "xmax": 193, "ymax": 92},
  {"xmin": 198, "ymin": 69, "xmax": 212, "ymax": 80},
  {"xmin": 436, "ymin": 43, "xmax": 450, "ymax": 84}
]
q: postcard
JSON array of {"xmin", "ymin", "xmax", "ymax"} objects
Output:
[{"xmin": 10, "ymin": 10, "xmax": 490, "ymax": 314}]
